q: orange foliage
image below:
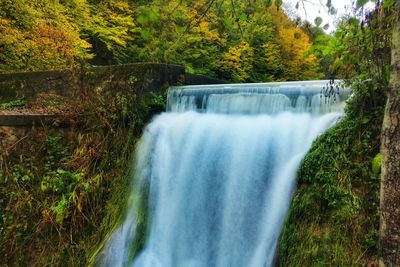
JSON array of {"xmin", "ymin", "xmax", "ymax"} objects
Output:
[{"xmin": 277, "ymin": 27, "xmax": 321, "ymax": 80}]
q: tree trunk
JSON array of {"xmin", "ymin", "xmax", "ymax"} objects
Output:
[{"xmin": 379, "ymin": 3, "xmax": 400, "ymax": 266}]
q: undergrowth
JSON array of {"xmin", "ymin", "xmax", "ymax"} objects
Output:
[
  {"xmin": 278, "ymin": 78, "xmax": 386, "ymax": 266},
  {"xmin": 0, "ymin": 98, "xmax": 26, "ymax": 110},
  {"xmin": 0, "ymin": 79, "xmax": 166, "ymax": 266}
]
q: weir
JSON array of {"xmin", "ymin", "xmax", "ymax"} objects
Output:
[
  {"xmin": 167, "ymin": 80, "xmax": 349, "ymax": 114},
  {"xmin": 96, "ymin": 80, "xmax": 349, "ymax": 267}
]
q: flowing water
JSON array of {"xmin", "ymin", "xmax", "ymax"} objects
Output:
[{"xmin": 96, "ymin": 81, "xmax": 349, "ymax": 267}]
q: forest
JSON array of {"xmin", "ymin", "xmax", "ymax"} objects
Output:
[
  {"xmin": 1, "ymin": 0, "xmax": 356, "ymax": 82},
  {"xmin": 0, "ymin": 0, "xmax": 399, "ymax": 266}
]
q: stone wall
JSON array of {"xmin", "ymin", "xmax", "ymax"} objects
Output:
[
  {"xmin": 0, "ymin": 63, "xmax": 227, "ymax": 152},
  {"xmin": 0, "ymin": 63, "xmax": 226, "ymax": 103}
]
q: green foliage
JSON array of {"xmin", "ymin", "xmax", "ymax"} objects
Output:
[
  {"xmin": 3, "ymin": 0, "xmax": 392, "ymax": 81},
  {"xmin": 0, "ymin": 98, "xmax": 27, "ymax": 110},
  {"xmin": 278, "ymin": 4, "xmax": 393, "ymax": 264},
  {"xmin": 314, "ymin": 17, "xmax": 323, "ymax": 27},
  {"xmin": 275, "ymin": 0, "xmax": 283, "ymax": 7},
  {"xmin": 0, "ymin": 0, "xmax": 323, "ymax": 81},
  {"xmin": 321, "ymin": 4, "xmax": 391, "ymax": 80},
  {"xmin": 142, "ymin": 91, "xmax": 167, "ymax": 114},
  {"xmin": 0, "ymin": 81, "xmax": 167, "ymax": 265},
  {"xmin": 51, "ymin": 195, "xmax": 69, "ymax": 224},
  {"xmin": 383, "ymin": 0, "xmax": 395, "ymax": 8},
  {"xmin": 278, "ymin": 78, "xmax": 386, "ymax": 266},
  {"xmin": 0, "ymin": 0, "xmax": 92, "ymax": 73},
  {"xmin": 217, "ymin": 41, "xmax": 254, "ymax": 82}
]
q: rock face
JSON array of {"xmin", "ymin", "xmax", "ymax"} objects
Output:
[{"xmin": 380, "ymin": 4, "xmax": 400, "ymax": 266}]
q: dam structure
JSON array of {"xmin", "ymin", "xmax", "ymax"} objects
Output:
[{"xmin": 96, "ymin": 80, "xmax": 349, "ymax": 267}]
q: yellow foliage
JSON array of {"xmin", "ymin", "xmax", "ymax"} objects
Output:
[
  {"xmin": 197, "ymin": 21, "xmax": 221, "ymax": 43},
  {"xmin": 217, "ymin": 42, "xmax": 254, "ymax": 82},
  {"xmin": 0, "ymin": 0, "xmax": 323, "ymax": 80},
  {"xmin": 275, "ymin": 18, "xmax": 322, "ymax": 80},
  {"xmin": 0, "ymin": 0, "xmax": 92, "ymax": 73}
]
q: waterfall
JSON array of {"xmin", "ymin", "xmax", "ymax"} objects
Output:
[{"xmin": 95, "ymin": 80, "xmax": 348, "ymax": 267}]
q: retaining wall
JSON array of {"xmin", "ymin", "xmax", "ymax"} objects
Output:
[{"xmin": 0, "ymin": 63, "xmax": 226, "ymax": 151}]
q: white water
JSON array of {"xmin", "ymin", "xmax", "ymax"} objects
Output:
[
  {"xmin": 96, "ymin": 81, "xmax": 347, "ymax": 267},
  {"xmin": 167, "ymin": 80, "xmax": 348, "ymax": 114}
]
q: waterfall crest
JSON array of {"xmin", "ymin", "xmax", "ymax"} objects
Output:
[
  {"xmin": 167, "ymin": 80, "xmax": 349, "ymax": 114},
  {"xmin": 96, "ymin": 80, "xmax": 348, "ymax": 267}
]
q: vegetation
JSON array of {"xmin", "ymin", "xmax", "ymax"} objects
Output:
[
  {"xmin": 0, "ymin": 0, "xmax": 399, "ymax": 266},
  {"xmin": 0, "ymin": 98, "xmax": 26, "ymax": 110},
  {"xmin": 279, "ymin": 79, "xmax": 386, "ymax": 266},
  {"xmin": 0, "ymin": 80, "xmax": 166, "ymax": 265},
  {"xmin": 279, "ymin": 1, "xmax": 395, "ymax": 265},
  {"xmin": 0, "ymin": 0, "xmax": 326, "ymax": 81}
]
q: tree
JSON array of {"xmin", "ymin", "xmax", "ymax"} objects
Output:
[
  {"xmin": 380, "ymin": 1, "xmax": 400, "ymax": 265},
  {"xmin": 0, "ymin": 0, "xmax": 322, "ymax": 81},
  {"xmin": 84, "ymin": 0, "xmax": 135, "ymax": 65},
  {"xmin": 301, "ymin": 21, "xmax": 334, "ymax": 79},
  {"xmin": 0, "ymin": 0, "xmax": 91, "ymax": 73},
  {"xmin": 216, "ymin": 41, "xmax": 254, "ymax": 81}
]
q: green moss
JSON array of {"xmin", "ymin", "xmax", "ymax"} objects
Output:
[
  {"xmin": 278, "ymin": 79, "xmax": 386, "ymax": 266},
  {"xmin": 127, "ymin": 180, "xmax": 151, "ymax": 263},
  {"xmin": 371, "ymin": 153, "xmax": 382, "ymax": 178},
  {"xmin": 87, "ymin": 168, "xmax": 134, "ymax": 266}
]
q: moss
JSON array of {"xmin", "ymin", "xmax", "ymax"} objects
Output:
[
  {"xmin": 86, "ymin": 167, "xmax": 134, "ymax": 266},
  {"xmin": 278, "ymin": 79, "xmax": 386, "ymax": 266},
  {"xmin": 371, "ymin": 153, "xmax": 382, "ymax": 178}
]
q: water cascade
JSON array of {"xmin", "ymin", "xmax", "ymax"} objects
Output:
[{"xmin": 96, "ymin": 81, "xmax": 349, "ymax": 267}]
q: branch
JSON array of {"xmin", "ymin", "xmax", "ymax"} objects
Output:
[
  {"xmin": 230, "ymin": 0, "xmax": 244, "ymax": 36},
  {"xmin": 184, "ymin": 0, "xmax": 216, "ymax": 34}
]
